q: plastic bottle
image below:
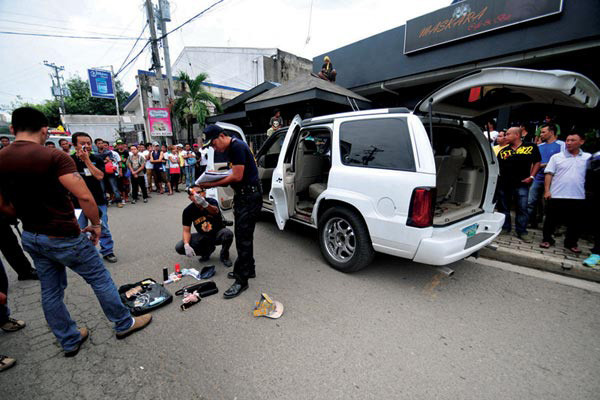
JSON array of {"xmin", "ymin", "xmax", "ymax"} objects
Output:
[{"xmin": 175, "ymin": 263, "xmax": 181, "ymax": 277}]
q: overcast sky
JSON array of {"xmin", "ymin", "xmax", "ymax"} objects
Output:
[{"xmin": 0, "ymin": 0, "xmax": 449, "ymax": 109}]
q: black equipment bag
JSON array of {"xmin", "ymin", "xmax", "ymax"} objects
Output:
[
  {"xmin": 175, "ymin": 281, "xmax": 218, "ymax": 298},
  {"xmin": 118, "ymin": 278, "xmax": 173, "ymax": 316}
]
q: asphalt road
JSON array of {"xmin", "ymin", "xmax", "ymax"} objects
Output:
[{"xmin": 2, "ymin": 192, "xmax": 599, "ymax": 399}]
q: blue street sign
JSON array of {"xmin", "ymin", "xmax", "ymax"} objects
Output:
[{"xmin": 88, "ymin": 69, "xmax": 115, "ymax": 99}]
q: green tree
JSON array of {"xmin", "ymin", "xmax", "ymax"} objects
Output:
[
  {"xmin": 64, "ymin": 76, "xmax": 129, "ymax": 116},
  {"xmin": 172, "ymin": 72, "xmax": 223, "ymax": 143},
  {"xmin": 9, "ymin": 75, "xmax": 130, "ymax": 127}
]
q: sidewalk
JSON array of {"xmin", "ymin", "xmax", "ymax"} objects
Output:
[{"xmin": 480, "ymin": 228, "xmax": 600, "ymax": 283}]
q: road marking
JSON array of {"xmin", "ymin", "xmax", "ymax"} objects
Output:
[{"xmin": 472, "ymin": 257, "xmax": 600, "ymax": 294}]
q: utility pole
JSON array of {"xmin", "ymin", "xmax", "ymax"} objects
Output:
[
  {"xmin": 158, "ymin": 0, "xmax": 174, "ymax": 103},
  {"xmin": 145, "ymin": 0, "xmax": 166, "ymax": 108},
  {"xmin": 43, "ymin": 60, "xmax": 68, "ymax": 129}
]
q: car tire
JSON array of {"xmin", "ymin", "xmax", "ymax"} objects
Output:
[{"xmin": 318, "ymin": 207, "xmax": 374, "ymax": 273}]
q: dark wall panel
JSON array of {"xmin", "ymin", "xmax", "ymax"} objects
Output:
[{"xmin": 314, "ymin": 0, "xmax": 600, "ymax": 89}]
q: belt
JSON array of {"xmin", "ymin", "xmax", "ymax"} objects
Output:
[{"xmin": 234, "ymin": 184, "xmax": 262, "ymax": 196}]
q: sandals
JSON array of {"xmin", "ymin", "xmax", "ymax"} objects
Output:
[
  {"xmin": 0, "ymin": 317, "xmax": 26, "ymax": 332},
  {"xmin": 539, "ymin": 242, "xmax": 552, "ymax": 249}
]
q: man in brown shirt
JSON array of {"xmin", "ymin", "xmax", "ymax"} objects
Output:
[{"xmin": 0, "ymin": 107, "xmax": 151, "ymax": 357}]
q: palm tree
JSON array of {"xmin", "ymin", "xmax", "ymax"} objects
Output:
[{"xmin": 172, "ymin": 71, "xmax": 223, "ymax": 144}]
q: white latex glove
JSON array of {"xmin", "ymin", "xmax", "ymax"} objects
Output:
[
  {"xmin": 184, "ymin": 243, "xmax": 196, "ymax": 258},
  {"xmin": 194, "ymin": 194, "xmax": 209, "ymax": 208}
]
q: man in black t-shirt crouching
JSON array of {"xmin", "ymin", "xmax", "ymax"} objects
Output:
[{"xmin": 176, "ymin": 185, "xmax": 233, "ymax": 267}]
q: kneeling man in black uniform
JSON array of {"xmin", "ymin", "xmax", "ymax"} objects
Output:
[{"xmin": 175, "ymin": 185, "xmax": 233, "ymax": 267}]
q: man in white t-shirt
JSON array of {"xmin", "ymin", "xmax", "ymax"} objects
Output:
[
  {"xmin": 140, "ymin": 142, "xmax": 154, "ymax": 192},
  {"xmin": 483, "ymin": 120, "xmax": 498, "ymax": 143},
  {"xmin": 540, "ymin": 132, "xmax": 591, "ymax": 253}
]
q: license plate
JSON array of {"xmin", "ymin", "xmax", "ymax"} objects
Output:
[{"xmin": 462, "ymin": 223, "xmax": 479, "ymax": 238}]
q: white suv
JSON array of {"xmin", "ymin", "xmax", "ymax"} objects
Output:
[{"xmin": 211, "ymin": 68, "xmax": 599, "ymax": 272}]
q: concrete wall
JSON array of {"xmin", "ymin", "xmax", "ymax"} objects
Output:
[
  {"xmin": 172, "ymin": 47, "xmax": 278, "ymax": 90},
  {"xmin": 263, "ymin": 50, "xmax": 313, "ymax": 84},
  {"xmin": 172, "ymin": 47, "xmax": 313, "ymax": 90}
]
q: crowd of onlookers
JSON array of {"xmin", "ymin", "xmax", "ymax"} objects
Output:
[
  {"xmin": 485, "ymin": 115, "xmax": 599, "ymax": 267},
  {"xmin": 5, "ymin": 135, "xmax": 209, "ymax": 205}
]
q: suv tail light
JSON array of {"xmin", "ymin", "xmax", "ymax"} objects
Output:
[{"xmin": 407, "ymin": 187, "xmax": 435, "ymax": 228}]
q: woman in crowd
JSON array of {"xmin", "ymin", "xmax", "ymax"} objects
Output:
[{"xmin": 167, "ymin": 145, "xmax": 181, "ymax": 195}]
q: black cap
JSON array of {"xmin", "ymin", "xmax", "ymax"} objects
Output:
[{"xmin": 203, "ymin": 124, "xmax": 224, "ymax": 145}]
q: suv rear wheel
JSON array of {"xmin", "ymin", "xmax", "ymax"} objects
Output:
[{"xmin": 318, "ymin": 207, "xmax": 374, "ymax": 272}]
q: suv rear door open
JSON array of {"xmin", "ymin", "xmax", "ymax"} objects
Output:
[{"xmin": 415, "ymin": 68, "xmax": 599, "ymax": 117}]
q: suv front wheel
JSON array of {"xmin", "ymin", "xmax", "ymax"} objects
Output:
[{"xmin": 318, "ymin": 207, "xmax": 374, "ymax": 272}]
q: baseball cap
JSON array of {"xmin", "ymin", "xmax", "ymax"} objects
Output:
[
  {"xmin": 115, "ymin": 139, "xmax": 124, "ymax": 145},
  {"xmin": 176, "ymin": 143, "xmax": 183, "ymax": 148},
  {"xmin": 193, "ymin": 143, "xmax": 199, "ymax": 147},
  {"xmin": 253, "ymin": 293, "xmax": 284, "ymax": 319},
  {"xmin": 203, "ymin": 124, "xmax": 224, "ymax": 146}
]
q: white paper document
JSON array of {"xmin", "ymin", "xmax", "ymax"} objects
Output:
[{"xmin": 195, "ymin": 169, "xmax": 232, "ymax": 184}]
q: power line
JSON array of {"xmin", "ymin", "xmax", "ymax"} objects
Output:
[
  {"xmin": 115, "ymin": 41, "xmax": 151, "ymax": 77},
  {"xmin": 0, "ymin": 30, "xmax": 146, "ymax": 40},
  {"xmin": 115, "ymin": 23, "xmax": 149, "ymax": 76},
  {"xmin": 0, "ymin": 18, "xmax": 140, "ymax": 38},
  {"xmin": 158, "ymin": 0, "xmax": 225, "ymax": 40}
]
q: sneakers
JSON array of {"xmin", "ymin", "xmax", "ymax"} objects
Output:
[
  {"xmin": 517, "ymin": 233, "xmax": 533, "ymax": 243},
  {"xmin": 132, "ymin": 200, "xmax": 137, "ymax": 204},
  {"xmin": 1, "ymin": 317, "xmax": 26, "ymax": 333},
  {"xmin": 117, "ymin": 202, "xmax": 124, "ymax": 208},
  {"xmin": 0, "ymin": 355, "xmax": 16, "ymax": 372},
  {"xmin": 143, "ymin": 198, "xmax": 148, "ymax": 203},
  {"xmin": 103, "ymin": 254, "xmax": 118, "ymax": 263},
  {"xmin": 583, "ymin": 254, "xmax": 600, "ymax": 267},
  {"xmin": 116, "ymin": 314, "xmax": 152, "ymax": 340},
  {"xmin": 64, "ymin": 327, "xmax": 89, "ymax": 357}
]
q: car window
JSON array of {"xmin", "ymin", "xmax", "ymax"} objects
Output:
[{"xmin": 339, "ymin": 117, "xmax": 415, "ymax": 171}]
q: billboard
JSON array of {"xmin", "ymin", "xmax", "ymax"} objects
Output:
[
  {"xmin": 87, "ymin": 69, "xmax": 115, "ymax": 99},
  {"xmin": 404, "ymin": 0, "xmax": 563, "ymax": 54},
  {"xmin": 148, "ymin": 107, "xmax": 173, "ymax": 137}
]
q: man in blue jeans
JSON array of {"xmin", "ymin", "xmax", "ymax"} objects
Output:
[
  {"xmin": 72, "ymin": 132, "xmax": 118, "ymax": 263},
  {"xmin": 497, "ymin": 127, "xmax": 542, "ymax": 243},
  {"xmin": 0, "ymin": 107, "xmax": 151, "ymax": 358},
  {"xmin": 95, "ymin": 138, "xmax": 123, "ymax": 208},
  {"xmin": 526, "ymin": 123, "xmax": 563, "ymax": 228}
]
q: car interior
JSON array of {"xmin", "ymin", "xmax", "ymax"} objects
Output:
[
  {"xmin": 256, "ymin": 127, "xmax": 332, "ymax": 220},
  {"xmin": 293, "ymin": 129, "xmax": 332, "ymax": 216},
  {"xmin": 429, "ymin": 124, "xmax": 487, "ymax": 225}
]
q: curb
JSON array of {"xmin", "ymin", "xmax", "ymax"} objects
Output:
[{"xmin": 479, "ymin": 247, "xmax": 600, "ymax": 283}]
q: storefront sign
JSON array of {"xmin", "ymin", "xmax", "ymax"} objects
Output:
[
  {"xmin": 88, "ymin": 69, "xmax": 115, "ymax": 99},
  {"xmin": 148, "ymin": 107, "xmax": 173, "ymax": 137},
  {"xmin": 404, "ymin": 0, "xmax": 563, "ymax": 54}
]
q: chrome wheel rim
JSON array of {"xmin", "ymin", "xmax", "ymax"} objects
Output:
[{"xmin": 323, "ymin": 217, "xmax": 356, "ymax": 262}]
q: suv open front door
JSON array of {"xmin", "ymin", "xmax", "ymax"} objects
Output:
[{"xmin": 269, "ymin": 115, "xmax": 302, "ymax": 230}]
